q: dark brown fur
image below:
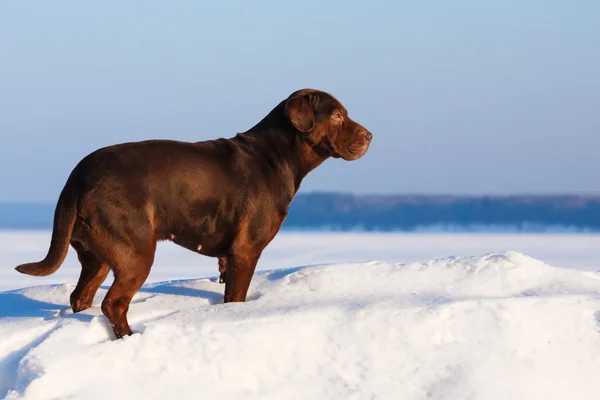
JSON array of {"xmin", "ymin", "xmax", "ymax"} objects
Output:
[{"xmin": 15, "ymin": 89, "xmax": 372, "ymax": 339}]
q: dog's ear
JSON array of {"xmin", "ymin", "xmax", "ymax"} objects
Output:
[{"xmin": 284, "ymin": 94, "xmax": 315, "ymax": 133}]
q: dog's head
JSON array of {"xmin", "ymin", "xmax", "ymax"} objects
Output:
[{"xmin": 283, "ymin": 89, "xmax": 372, "ymax": 161}]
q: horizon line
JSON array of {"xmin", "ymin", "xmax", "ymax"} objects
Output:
[{"xmin": 2, "ymin": 191, "xmax": 600, "ymax": 204}]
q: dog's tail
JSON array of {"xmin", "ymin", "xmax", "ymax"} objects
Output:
[{"xmin": 15, "ymin": 183, "xmax": 78, "ymax": 277}]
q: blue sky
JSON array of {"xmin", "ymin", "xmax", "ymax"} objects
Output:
[{"xmin": 1, "ymin": 1, "xmax": 599, "ymax": 201}]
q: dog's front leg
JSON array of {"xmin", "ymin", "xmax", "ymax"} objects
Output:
[
  {"xmin": 218, "ymin": 256, "xmax": 227, "ymax": 283},
  {"xmin": 223, "ymin": 252, "xmax": 260, "ymax": 302}
]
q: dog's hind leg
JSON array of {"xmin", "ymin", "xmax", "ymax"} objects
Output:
[
  {"xmin": 100, "ymin": 241, "xmax": 155, "ymax": 339},
  {"xmin": 70, "ymin": 248, "xmax": 111, "ymax": 313}
]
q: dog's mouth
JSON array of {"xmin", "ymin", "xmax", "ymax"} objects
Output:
[
  {"xmin": 345, "ymin": 140, "xmax": 370, "ymax": 160},
  {"xmin": 321, "ymin": 136, "xmax": 370, "ymax": 160}
]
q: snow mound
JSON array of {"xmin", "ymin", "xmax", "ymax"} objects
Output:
[{"xmin": 1, "ymin": 251, "xmax": 600, "ymax": 400}]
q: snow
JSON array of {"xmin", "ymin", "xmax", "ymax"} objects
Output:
[
  {"xmin": 3, "ymin": 231, "xmax": 600, "ymax": 293},
  {"xmin": 1, "ymin": 231, "xmax": 600, "ymax": 399}
]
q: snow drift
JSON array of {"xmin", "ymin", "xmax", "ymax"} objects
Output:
[{"xmin": 1, "ymin": 251, "xmax": 600, "ymax": 399}]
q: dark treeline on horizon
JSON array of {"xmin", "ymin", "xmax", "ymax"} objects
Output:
[{"xmin": 2, "ymin": 193, "xmax": 600, "ymax": 232}]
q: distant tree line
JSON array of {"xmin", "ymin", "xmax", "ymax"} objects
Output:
[
  {"xmin": 2, "ymin": 193, "xmax": 600, "ymax": 232},
  {"xmin": 282, "ymin": 193, "xmax": 600, "ymax": 232}
]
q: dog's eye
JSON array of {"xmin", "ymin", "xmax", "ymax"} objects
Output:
[{"xmin": 331, "ymin": 112, "xmax": 342, "ymax": 119}]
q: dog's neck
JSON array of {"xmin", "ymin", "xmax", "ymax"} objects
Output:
[{"xmin": 236, "ymin": 102, "xmax": 331, "ymax": 193}]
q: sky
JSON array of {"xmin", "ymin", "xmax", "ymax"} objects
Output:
[{"xmin": 1, "ymin": 0, "xmax": 599, "ymax": 202}]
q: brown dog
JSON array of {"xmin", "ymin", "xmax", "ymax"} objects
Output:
[{"xmin": 15, "ymin": 88, "xmax": 372, "ymax": 339}]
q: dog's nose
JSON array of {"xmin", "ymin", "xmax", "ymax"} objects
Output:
[{"xmin": 365, "ymin": 131, "xmax": 373, "ymax": 142}]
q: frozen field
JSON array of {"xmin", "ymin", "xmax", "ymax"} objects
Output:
[
  {"xmin": 2, "ymin": 231, "xmax": 600, "ymax": 292},
  {"xmin": 1, "ymin": 231, "xmax": 600, "ymax": 399}
]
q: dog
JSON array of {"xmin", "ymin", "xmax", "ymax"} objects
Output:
[{"xmin": 15, "ymin": 88, "xmax": 373, "ymax": 339}]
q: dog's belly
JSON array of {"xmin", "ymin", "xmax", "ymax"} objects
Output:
[
  {"xmin": 169, "ymin": 230, "xmax": 228, "ymax": 257},
  {"xmin": 156, "ymin": 193, "xmax": 239, "ymax": 257},
  {"xmin": 163, "ymin": 213, "xmax": 233, "ymax": 258}
]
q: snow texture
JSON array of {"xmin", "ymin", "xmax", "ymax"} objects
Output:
[{"xmin": 1, "ymin": 236, "xmax": 600, "ymax": 399}]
